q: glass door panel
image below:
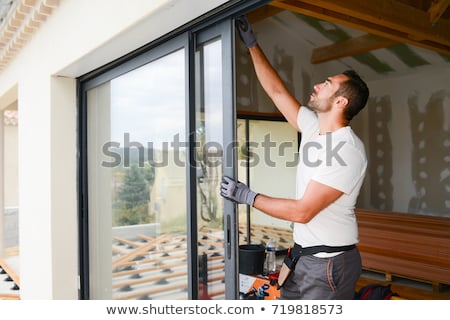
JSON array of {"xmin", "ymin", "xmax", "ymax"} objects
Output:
[
  {"xmin": 237, "ymin": 119, "xmax": 297, "ymax": 252},
  {"xmin": 194, "ymin": 19, "xmax": 237, "ymax": 299},
  {"xmin": 86, "ymin": 48, "xmax": 188, "ymax": 300},
  {"xmin": 195, "ymin": 38, "xmax": 225, "ymax": 299}
]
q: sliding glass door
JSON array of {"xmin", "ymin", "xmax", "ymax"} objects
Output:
[
  {"xmin": 79, "ymin": 19, "xmax": 238, "ymax": 300},
  {"xmin": 194, "ymin": 20, "xmax": 238, "ymax": 300}
]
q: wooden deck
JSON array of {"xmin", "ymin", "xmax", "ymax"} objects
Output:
[
  {"xmin": 112, "ymin": 230, "xmax": 224, "ymax": 299},
  {"xmin": 3, "ymin": 212, "xmax": 448, "ymax": 300},
  {"xmin": 106, "ymin": 217, "xmax": 450, "ymax": 300},
  {"xmin": 355, "ymin": 208, "xmax": 450, "ymax": 298},
  {"xmin": 111, "ymin": 224, "xmax": 293, "ymax": 300}
]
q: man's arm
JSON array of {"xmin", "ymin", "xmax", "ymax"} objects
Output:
[
  {"xmin": 236, "ymin": 16, "xmax": 301, "ymax": 132},
  {"xmin": 252, "ymin": 180, "xmax": 343, "ymax": 223},
  {"xmin": 220, "ymin": 175, "xmax": 343, "ymax": 224},
  {"xmin": 248, "ymin": 44, "xmax": 302, "ymax": 132}
]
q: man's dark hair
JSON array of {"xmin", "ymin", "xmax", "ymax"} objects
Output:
[{"xmin": 334, "ymin": 70, "xmax": 369, "ymax": 122}]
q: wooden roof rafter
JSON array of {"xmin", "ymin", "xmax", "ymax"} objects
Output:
[
  {"xmin": 310, "ymin": 34, "xmax": 398, "ymax": 64},
  {"xmin": 428, "ymin": 0, "xmax": 450, "ymax": 24},
  {"xmin": 268, "ymin": 0, "xmax": 450, "ymax": 61}
]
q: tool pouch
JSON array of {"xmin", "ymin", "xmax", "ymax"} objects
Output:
[
  {"xmin": 277, "ymin": 243, "xmax": 356, "ymax": 289},
  {"xmin": 277, "ymin": 254, "xmax": 298, "ymax": 289}
]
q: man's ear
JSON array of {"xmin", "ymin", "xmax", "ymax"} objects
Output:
[{"xmin": 335, "ymin": 96, "xmax": 348, "ymax": 109}]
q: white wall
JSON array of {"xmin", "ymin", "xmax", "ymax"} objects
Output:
[
  {"xmin": 0, "ymin": 0, "xmax": 230, "ymax": 299},
  {"xmin": 362, "ymin": 68, "xmax": 450, "ymax": 216},
  {"xmin": 4, "ymin": 123, "xmax": 18, "ymax": 207}
]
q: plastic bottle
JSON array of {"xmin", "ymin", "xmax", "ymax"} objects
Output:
[{"xmin": 264, "ymin": 238, "xmax": 277, "ymax": 275}]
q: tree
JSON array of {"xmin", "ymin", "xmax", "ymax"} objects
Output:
[{"xmin": 113, "ymin": 164, "xmax": 154, "ymax": 226}]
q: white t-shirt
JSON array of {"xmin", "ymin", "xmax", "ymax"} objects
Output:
[{"xmin": 294, "ymin": 107, "xmax": 367, "ymax": 252}]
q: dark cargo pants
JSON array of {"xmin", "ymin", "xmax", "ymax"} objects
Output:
[{"xmin": 280, "ymin": 247, "xmax": 362, "ymax": 300}]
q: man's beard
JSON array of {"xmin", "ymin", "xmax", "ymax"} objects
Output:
[
  {"xmin": 307, "ymin": 99, "xmax": 322, "ymax": 113},
  {"xmin": 307, "ymin": 97, "xmax": 332, "ymax": 113}
]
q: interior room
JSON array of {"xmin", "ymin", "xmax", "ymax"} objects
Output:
[{"xmin": 234, "ymin": 2, "xmax": 450, "ymax": 300}]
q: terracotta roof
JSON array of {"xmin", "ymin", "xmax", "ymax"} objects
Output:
[{"xmin": 0, "ymin": 0, "xmax": 60, "ymax": 72}]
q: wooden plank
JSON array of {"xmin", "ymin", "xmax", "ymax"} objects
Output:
[
  {"xmin": 270, "ymin": 0, "xmax": 450, "ymax": 56},
  {"xmin": 355, "ymin": 208, "xmax": 450, "ymax": 287},
  {"xmin": 113, "ymin": 261, "xmax": 185, "ymax": 278},
  {"xmin": 113, "ymin": 255, "xmax": 223, "ymax": 278},
  {"xmin": 0, "ymin": 293, "xmax": 20, "ymax": 300},
  {"xmin": 115, "ymin": 282, "xmax": 188, "ymax": 300},
  {"xmin": 247, "ymin": 5, "xmax": 285, "ymax": 23},
  {"xmin": 117, "ymin": 282, "xmax": 226, "ymax": 300},
  {"xmin": 111, "ymin": 224, "xmax": 335, "ymax": 299},
  {"xmin": 282, "ymin": 0, "xmax": 450, "ymax": 45},
  {"xmin": 114, "ymin": 252, "xmax": 187, "ymax": 270},
  {"xmin": 356, "ymin": 275, "xmax": 450, "ymax": 300},
  {"xmin": 113, "ymin": 269, "xmax": 188, "ymax": 289},
  {"xmin": 113, "ymin": 262, "xmax": 224, "ymax": 289},
  {"xmin": 428, "ymin": 0, "xmax": 450, "ymax": 24},
  {"xmin": 0, "ymin": 257, "xmax": 20, "ymax": 286},
  {"xmin": 112, "ymin": 234, "xmax": 175, "ymax": 270},
  {"xmin": 311, "ymin": 34, "xmax": 398, "ymax": 64}
]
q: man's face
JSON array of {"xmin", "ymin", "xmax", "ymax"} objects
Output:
[{"xmin": 307, "ymin": 74, "xmax": 347, "ymax": 113}]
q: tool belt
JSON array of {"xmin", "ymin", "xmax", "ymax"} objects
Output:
[
  {"xmin": 291, "ymin": 243, "xmax": 356, "ymax": 259},
  {"xmin": 277, "ymin": 243, "xmax": 356, "ymax": 289}
]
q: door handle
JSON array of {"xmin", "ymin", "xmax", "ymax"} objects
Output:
[{"xmin": 226, "ymin": 214, "xmax": 231, "ymax": 259}]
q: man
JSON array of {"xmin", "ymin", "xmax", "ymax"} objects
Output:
[{"xmin": 221, "ymin": 16, "xmax": 369, "ymax": 299}]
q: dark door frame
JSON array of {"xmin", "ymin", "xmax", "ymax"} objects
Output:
[{"xmin": 77, "ymin": 0, "xmax": 270, "ymax": 300}]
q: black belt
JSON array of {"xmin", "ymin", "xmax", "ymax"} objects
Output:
[{"xmin": 291, "ymin": 243, "xmax": 356, "ymax": 259}]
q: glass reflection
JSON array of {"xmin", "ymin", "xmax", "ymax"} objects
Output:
[
  {"xmin": 196, "ymin": 39, "xmax": 226, "ymax": 299},
  {"xmin": 88, "ymin": 49, "xmax": 188, "ymax": 299}
]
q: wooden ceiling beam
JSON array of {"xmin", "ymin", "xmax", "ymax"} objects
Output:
[
  {"xmin": 310, "ymin": 34, "xmax": 398, "ymax": 64},
  {"xmin": 270, "ymin": 0, "xmax": 450, "ymax": 56},
  {"xmin": 428, "ymin": 0, "xmax": 450, "ymax": 24},
  {"xmin": 247, "ymin": 5, "xmax": 285, "ymax": 23},
  {"xmin": 284, "ymin": 0, "xmax": 450, "ymax": 44}
]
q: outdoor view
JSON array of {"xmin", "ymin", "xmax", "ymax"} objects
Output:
[{"xmin": 87, "ymin": 48, "xmax": 191, "ymax": 300}]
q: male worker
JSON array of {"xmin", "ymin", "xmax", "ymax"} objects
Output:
[{"xmin": 221, "ymin": 16, "xmax": 369, "ymax": 299}]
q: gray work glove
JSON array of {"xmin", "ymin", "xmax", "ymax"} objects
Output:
[
  {"xmin": 220, "ymin": 176, "xmax": 258, "ymax": 206},
  {"xmin": 236, "ymin": 15, "xmax": 257, "ymax": 48}
]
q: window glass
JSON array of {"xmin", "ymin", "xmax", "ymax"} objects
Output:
[
  {"xmin": 238, "ymin": 119, "xmax": 297, "ymax": 251},
  {"xmin": 195, "ymin": 39, "xmax": 226, "ymax": 299},
  {"xmin": 87, "ymin": 49, "xmax": 188, "ymax": 299}
]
